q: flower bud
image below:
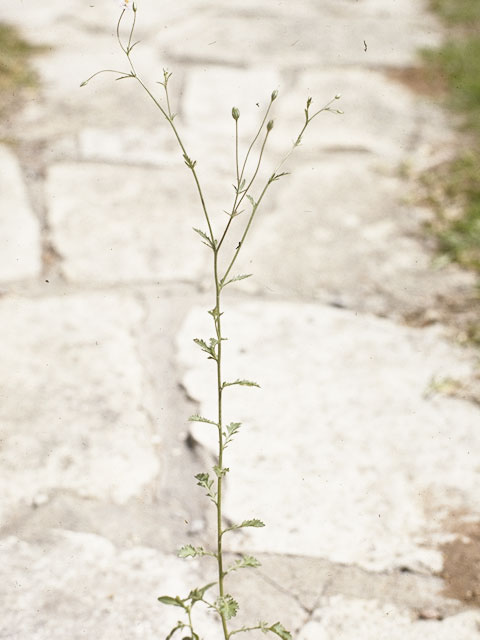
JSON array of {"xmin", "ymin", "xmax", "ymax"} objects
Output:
[
  {"xmin": 266, "ymin": 119, "xmax": 274, "ymax": 131},
  {"xmin": 335, "ymin": 93, "xmax": 341, "ymax": 100},
  {"xmin": 232, "ymin": 107, "xmax": 240, "ymax": 120},
  {"xmin": 271, "ymin": 89, "xmax": 278, "ymax": 101}
]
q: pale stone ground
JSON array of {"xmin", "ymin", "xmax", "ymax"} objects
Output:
[{"xmin": 1, "ymin": 1, "xmax": 479, "ymax": 638}]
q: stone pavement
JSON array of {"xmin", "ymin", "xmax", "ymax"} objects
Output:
[{"xmin": 1, "ymin": 1, "xmax": 479, "ymax": 638}]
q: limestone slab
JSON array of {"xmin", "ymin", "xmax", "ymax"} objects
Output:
[
  {"xmin": 158, "ymin": 1, "xmax": 441, "ymax": 69},
  {"xmin": 233, "ymin": 155, "xmax": 474, "ymax": 317},
  {"xmin": 273, "ymin": 68, "xmax": 454, "ymax": 162},
  {"xmin": 47, "ymin": 163, "xmax": 211, "ymax": 284},
  {"xmin": 177, "ymin": 299, "xmax": 480, "ymax": 572},
  {"xmin": 299, "ymin": 596, "xmax": 480, "ymax": 640},
  {"xmin": 0, "ymin": 145, "xmax": 41, "ymax": 282},
  {"xmin": 0, "ymin": 530, "xmax": 222, "ymax": 640},
  {"xmin": 0, "ymin": 292, "xmax": 159, "ymax": 524}
]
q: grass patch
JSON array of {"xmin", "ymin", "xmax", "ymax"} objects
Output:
[
  {"xmin": 0, "ymin": 23, "xmax": 40, "ymax": 118},
  {"xmin": 429, "ymin": 0, "xmax": 480, "ymax": 26},
  {"xmin": 420, "ymin": 1, "xmax": 480, "ymax": 273}
]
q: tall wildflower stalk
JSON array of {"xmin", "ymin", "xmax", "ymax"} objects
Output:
[{"xmin": 82, "ymin": 4, "xmax": 342, "ymax": 639}]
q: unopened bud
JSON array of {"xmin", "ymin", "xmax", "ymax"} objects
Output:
[
  {"xmin": 271, "ymin": 89, "xmax": 278, "ymax": 101},
  {"xmin": 335, "ymin": 93, "xmax": 341, "ymax": 100},
  {"xmin": 266, "ymin": 119, "xmax": 274, "ymax": 131},
  {"xmin": 306, "ymin": 97, "xmax": 312, "ymax": 109},
  {"xmin": 232, "ymin": 107, "xmax": 240, "ymax": 120}
]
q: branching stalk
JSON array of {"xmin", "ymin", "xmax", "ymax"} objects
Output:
[{"xmin": 82, "ymin": 8, "xmax": 341, "ymax": 640}]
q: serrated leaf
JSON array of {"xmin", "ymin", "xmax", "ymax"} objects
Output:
[
  {"xmin": 157, "ymin": 595, "xmax": 186, "ymax": 609},
  {"xmin": 193, "ymin": 337, "xmax": 208, "ymax": 350},
  {"xmin": 194, "ymin": 473, "xmax": 213, "ymax": 485},
  {"xmin": 221, "ymin": 273, "xmax": 253, "ymax": 289},
  {"xmin": 213, "ymin": 465, "xmax": 230, "ymax": 478},
  {"xmin": 193, "ymin": 227, "xmax": 214, "ymax": 248},
  {"xmin": 269, "ymin": 622, "xmax": 292, "ymax": 640},
  {"xmin": 268, "ymin": 171, "xmax": 290, "ymax": 184},
  {"xmin": 224, "ymin": 422, "xmax": 242, "ymax": 446},
  {"xmin": 183, "ymin": 153, "xmax": 197, "ymax": 169},
  {"xmin": 240, "ymin": 518, "xmax": 265, "ymax": 528},
  {"xmin": 226, "ymin": 422, "xmax": 242, "ymax": 435},
  {"xmin": 189, "ymin": 414, "xmax": 217, "ymax": 425},
  {"xmin": 194, "ymin": 473, "xmax": 217, "ymax": 503},
  {"xmin": 178, "ymin": 544, "xmax": 206, "ymax": 558},
  {"xmin": 193, "ymin": 337, "xmax": 218, "ymax": 361},
  {"xmin": 226, "ymin": 554, "xmax": 261, "ymax": 573},
  {"xmin": 222, "ymin": 379, "xmax": 260, "ymax": 389},
  {"xmin": 216, "ymin": 595, "xmax": 239, "ymax": 620},
  {"xmin": 188, "ymin": 581, "xmax": 217, "ymax": 604}
]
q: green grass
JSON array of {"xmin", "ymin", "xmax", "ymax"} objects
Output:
[
  {"xmin": 0, "ymin": 23, "xmax": 39, "ymax": 117},
  {"xmin": 430, "ymin": 0, "xmax": 480, "ymax": 25},
  {"xmin": 421, "ymin": 1, "xmax": 480, "ymax": 273}
]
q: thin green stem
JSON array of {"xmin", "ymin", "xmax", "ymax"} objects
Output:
[
  {"xmin": 117, "ymin": 23, "xmax": 215, "ymax": 245},
  {"xmin": 235, "ymin": 119, "xmax": 240, "ymax": 184},
  {"xmin": 229, "ymin": 626, "xmax": 264, "ymax": 637},
  {"xmin": 164, "ymin": 78, "xmax": 174, "ymax": 120},
  {"xmin": 213, "ymin": 250, "xmax": 229, "ymax": 640},
  {"xmin": 217, "ymin": 128, "xmax": 270, "ymax": 252},
  {"xmin": 127, "ymin": 7, "xmax": 137, "ymax": 52},
  {"xmin": 216, "ymin": 97, "xmax": 275, "ymax": 255},
  {"xmin": 131, "ymin": 79, "xmax": 215, "ymax": 243},
  {"xmin": 238, "ymin": 98, "xmax": 273, "ymax": 188},
  {"xmin": 80, "ymin": 68, "xmax": 132, "ymax": 86},
  {"xmin": 116, "ymin": 10, "xmax": 127, "ymax": 53},
  {"xmin": 220, "ymin": 95, "xmax": 341, "ymax": 283},
  {"xmin": 221, "ymin": 180, "xmax": 270, "ymax": 285},
  {"xmin": 186, "ymin": 606, "xmax": 198, "ymax": 640}
]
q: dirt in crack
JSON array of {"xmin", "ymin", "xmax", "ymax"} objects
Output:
[{"xmin": 440, "ymin": 519, "xmax": 480, "ymax": 607}]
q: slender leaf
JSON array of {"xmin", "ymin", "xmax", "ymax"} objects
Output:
[
  {"xmin": 269, "ymin": 622, "xmax": 292, "ymax": 640},
  {"xmin": 224, "ymin": 518, "xmax": 265, "ymax": 534},
  {"xmin": 193, "ymin": 227, "xmax": 214, "ymax": 249},
  {"xmin": 188, "ymin": 581, "xmax": 217, "ymax": 604},
  {"xmin": 220, "ymin": 274, "xmax": 253, "ymax": 289},
  {"xmin": 157, "ymin": 595, "xmax": 186, "ymax": 609},
  {"xmin": 183, "ymin": 153, "xmax": 197, "ymax": 169},
  {"xmin": 222, "ymin": 379, "xmax": 260, "ymax": 389},
  {"xmin": 189, "ymin": 414, "xmax": 217, "ymax": 425}
]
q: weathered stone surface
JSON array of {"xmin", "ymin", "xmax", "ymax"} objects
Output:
[
  {"xmin": 157, "ymin": 0, "xmax": 441, "ymax": 69},
  {"xmin": 0, "ymin": 530, "xmax": 222, "ymax": 640},
  {"xmin": 233, "ymin": 156, "xmax": 474, "ymax": 317},
  {"xmin": 178, "ymin": 299, "xmax": 480, "ymax": 572},
  {"xmin": 299, "ymin": 596, "xmax": 480, "ymax": 639},
  {"xmin": 273, "ymin": 68, "xmax": 454, "ymax": 162},
  {"xmin": 77, "ymin": 127, "xmax": 177, "ymax": 165},
  {"xmin": 46, "ymin": 163, "xmax": 211, "ymax": 284},
  {"xmin": 0, "ymin": 145, "xmax": 41, "ymax": 282},
  {"xmin": 0, "ymin": 292, "xmax": 159, "ymax": 525}
]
